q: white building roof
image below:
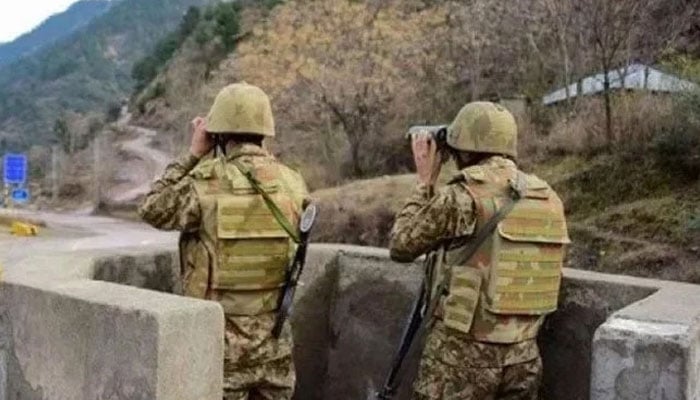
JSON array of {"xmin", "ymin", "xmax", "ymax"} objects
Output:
[{"xmin": 543, "ymin": 63, "xmax": 699, "ymax": 106}]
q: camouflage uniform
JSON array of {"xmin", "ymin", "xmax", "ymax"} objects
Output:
[
  {"xmin": 140, "ymin": 143, "xmax": 308, "ymax": 400},
  {"xmin": 390, "ymin": 156, "xmax": 567, "ymax": 400}
]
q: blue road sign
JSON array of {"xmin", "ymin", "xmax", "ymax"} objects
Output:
[
  {"xmin": 11, "ymin": 188, "xmax": 30, "ymax": 204},
  {"xmin": 3, "ymin": 153, "xmax": 27, "ymax": 185}
]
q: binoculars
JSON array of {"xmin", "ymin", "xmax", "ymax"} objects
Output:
[{"xmin": 405, "ymin": 125, "xmax": 448, "ymax": 144}]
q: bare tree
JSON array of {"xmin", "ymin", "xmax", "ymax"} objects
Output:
[
  {"xmin": 231, "ymin": 0, "xmax": 444, "ymax": 177},
  {"xmin": 577, "ymin": 0, "xmax": 646, "ymax": 142},
  {"xmin": 542, "ymin": 0, "xmax": 581, "ymax": 105}
]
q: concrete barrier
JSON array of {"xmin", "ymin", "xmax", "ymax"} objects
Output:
[
  {"xmin": 2, "ymin": 218, "xmax": 700, "ymax": 400},
  {"xmin": 0, "ymin": 245, "xmax": 224, "ymax": 400},
  {"xmin": 293, "ymin": 245, "xmax": 700, "ymax": 400}
]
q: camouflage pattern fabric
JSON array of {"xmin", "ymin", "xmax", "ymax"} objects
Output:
[
  {"xmin": 412, "ymin": 322, "xmax": 541, "ymax": 400},
  {"xmin": 437, "ymin": 156, "xmax": 567, "ymax": 343},
  {"xmin": 224, "ymin": 314, "xmax": 295, "ymax": 400},
  {"xmin": 139, "ymin": 152, "xmax": 202, "ymax": 232},
  {"xmin": 207, "ymin": 83, "xmax": 276, "ymax": 136},
  {"xmin": 390, "ymin": 155, "xmax": 565, "ymax": 399},
  {"xmin": 412, "ymin": 323, "xmax": 541, "ymax": 399},
  {"xmin": 389, "ymin": 182, "xmax": 476, "ymax": 263},
  {"xmin": 390, "ymin": 156, "xmax": 557, "ymax": 344},
  {"xmin": 446, "ymin": 102, "xmax": 518, "ymax": 158},
  {"xmin": 139, "ymin": 143, "xmax": 307, "ymax": 399}
]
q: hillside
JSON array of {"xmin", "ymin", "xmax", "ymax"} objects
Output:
[
  {"xmin": 123, "ymin": 0, "xmax": 698, "ymax": 283},
  {"xmin": 0, "ymin": 0, "xmax": 217, "ymax": 152},
  {"xmin": 312, "ymin": 150, "xmax": 700, "ymax": 283},
  {"xmin": 0, "ymin": 0, "xmax": 112, "ymax": 67},
  {"xmin": 130, "ymin": 0, "xmax": 699, "ymax": 186},
  {"xmin": 7, "ymin": 0, "xmax": 696, "ymax": 285}
]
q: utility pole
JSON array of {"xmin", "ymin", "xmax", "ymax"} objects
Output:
[
  {"xmin": 51, "ymin": 145, "xmax": 59, "ymax": 203},
  {"xmin": 93, "ymin": 136, "xmax": 102, "ymax": 206}
]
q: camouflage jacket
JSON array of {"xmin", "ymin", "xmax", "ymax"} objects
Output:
[
  {"xmin": 139, "ymin": 143, "xmax": 309, "ymax": 311},
  {"xmin": 390, "ymin": 156, "xmax": 561, "ymax": 365}
]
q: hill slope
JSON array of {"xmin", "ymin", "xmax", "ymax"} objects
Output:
[
  {"xmin": 0, "ymin": 0, "xmax": 112, "ymax": 67},
  {"xmin": 312, "ymin": 153, "xmax": 700, "ymax": 283},
  {"xmin": 0, "ymin": 0, "xmax": 216, "ymax": 152}
]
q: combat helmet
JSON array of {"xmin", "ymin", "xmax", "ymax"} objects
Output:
[
  {"xmin": 446, "ymin": 101, "xmax": 517, "ymax": 158},
  {"xmin": 206, "ymin": 83, "xmax": 275, "ymax": 136}
]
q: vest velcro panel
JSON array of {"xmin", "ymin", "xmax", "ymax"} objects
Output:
[
  {"xmin": 443, "ymin": 266, "xmax": 482, "ymax": 334},
  {"xmin": 484, "ymin": 193, "xmax": 569, "ymax": 315},
  {"xmin": 213, "ymin": 194, "xmax": 291, "ymax": 291}
]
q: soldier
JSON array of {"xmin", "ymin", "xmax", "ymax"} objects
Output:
[
  {"xmin": 139, "ymin": 83, "xmax": 309, "ymax": 400},
  {"xmin": 390, "ymin": 102, "xmax": 569, "ymax": 400}
]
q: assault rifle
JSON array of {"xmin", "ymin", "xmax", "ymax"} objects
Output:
[
  {"xmin": 272, "ymin": 202, "xmax": 318, "ymax": 338},
  {"xmin": 375, "ymin": 172, "xmax": 527, "ymax": 399},
  {"xmin": 374, "ymin": 252, "xmax": 446, "ymax": 400}
]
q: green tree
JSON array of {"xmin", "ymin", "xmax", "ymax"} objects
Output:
[
  {"xmin": 131, "ymin": 6, "xmax": 203, "ymax": 91},
  {"xmin": 53, "ymin": 118, "xmax": 71, "ymax": 154}
]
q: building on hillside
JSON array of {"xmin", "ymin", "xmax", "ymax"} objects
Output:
[{"xmin": 542, "ymin": 63, "xmax": 699, "ymax": 106}]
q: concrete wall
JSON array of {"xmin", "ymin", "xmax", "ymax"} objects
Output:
[
  {"xmin": 0, "ymin": 247, "xmax": 223, "ymax": 400},
  {"xmin": 292, "ymin": 245, "xmax": 700, "ymax": 400},
  {"xmin": 3, "ymin": 235, "xmax": 700, "ymax": 400}
]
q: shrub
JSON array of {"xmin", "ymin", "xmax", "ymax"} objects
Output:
[
  {"xmin": 652, "ymin": 90, "xmax": 700, "ymax": 181},
  {"xmin": 106, "ymin": 103, "xmax": 122, "ymax": 123},
  {"xmin": 688, "ymin": 214, "xmax": 700, "ymax": 232},
  {"xmin": 541, "ymin": 94, "xmax": 673, "ymax": 158}
]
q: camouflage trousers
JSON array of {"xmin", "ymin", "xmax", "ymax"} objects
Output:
[
  {"xmin": 412, "ymin": 322, "xmax": 542, "ymax": 400},
  {"xmin": 223, "ymin": 313, "xmax": 296, "ymax": 400}
]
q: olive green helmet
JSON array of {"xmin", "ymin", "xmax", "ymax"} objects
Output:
[
  {"xmin": 446, "ymin": 101, "xmax": 517, "ymax": 158},
  {"xmin": 206, "ymin": 83, "xmax": 275, "ymax": 136}
]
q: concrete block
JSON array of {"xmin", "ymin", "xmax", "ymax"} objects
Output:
[
  {"xmin": 538, "ymin": 276, "xmax": 657, "ymax": 400},
  {"xmin": 592, "ymin": 318, "xmax": 692, "ymax": 400},
  {"xmin": 324, "ymin": 251, "xmax": 422, "ymax": 400},
  {"xmin": 290, "ymin": 247, "xmax": 340, "ymax": 400},
  {"xmin": 690, "ymin": 325, "xmax": 700, "ymax": 400},
  {"xmin": 92, "ymin": 249, "xmax": 182, "ymax": 294},
  {"xmin": 0, "ymin": 280, "xmax": 223, "ymax": 400},
  {"xmin": 0, "ymin": 350, "xmax": 6, "ymax": 400}
]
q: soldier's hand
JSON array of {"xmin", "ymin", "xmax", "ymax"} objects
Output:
[
  {"xmin": 190, "ymin": 117, "xmax": 213, "ymax": 158},
  {"xmin": 412, "ymin": 134, "xmax": 442, "ymax": 187}
]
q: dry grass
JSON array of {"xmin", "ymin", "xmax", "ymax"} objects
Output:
[
  {"xmin": 311, "ymin": 174, "xmax": 415, "ymax": 246},
  {"xmin": 310, "ymin": 160, "xmax": 460, "ymax": 246},
  {"xmin": 520, "ymin": 94, "xmax": 674, "ymax": 161}
]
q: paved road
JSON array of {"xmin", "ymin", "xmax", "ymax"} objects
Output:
[{"xmin": 0, "ymin": 211, "xmax": 177, "ymax": 268}]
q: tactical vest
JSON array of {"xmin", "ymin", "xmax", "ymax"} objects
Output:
[
  {"xmin": 440, "ymin": 161, "xmax": 570, "ymax": 343},
  {"xmin": 187, "ymin": 155, "xmax": 305, "ymax": 316}
]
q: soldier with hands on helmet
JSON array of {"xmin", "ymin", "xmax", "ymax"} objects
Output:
[
  {"xmin": 390, "ymin": 102, "xmax": 570, "ymax": 400},
  {"xmin": 139, "ymin": 83, "xmax": 309, "ymax": 400}
]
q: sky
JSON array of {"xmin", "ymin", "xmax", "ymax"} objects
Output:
[{"xmin": 0, "ymin": 0, "xmax": 82, "ymax": 42}]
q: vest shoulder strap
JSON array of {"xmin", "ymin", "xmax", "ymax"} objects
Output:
[
  {"xmin": 231, "ymin": 159, "xmax": 301, "ymax": 244},
  {"xmin": 463, "ymin": 165, "xmax": 488, "ymax": 183},
  {"xmin": 190, "ymin": 159, "xmax": 217, "ymax": 180}
]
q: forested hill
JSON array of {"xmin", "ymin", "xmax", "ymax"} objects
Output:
[
  {"xmin": 124, "ymin": 0, "xmax": 698, "ymax": 283},
  {"xmin": 0, "ymin": 0, "xmax": 112, "ymax": 67},
  {"xmin": 0, "ymin": 0, "xmax": 216, "ymax": 152}
]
